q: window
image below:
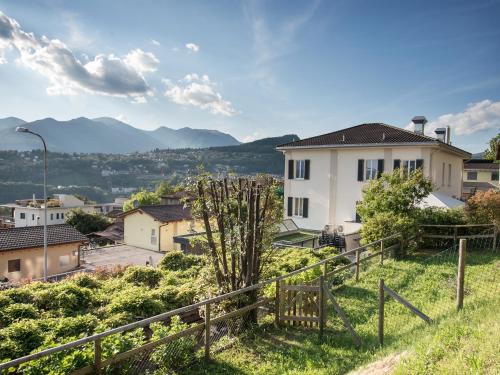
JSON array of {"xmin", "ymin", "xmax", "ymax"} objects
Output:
[
  {"xmin": 442, "ymin": 162, "xmax": 446, "ymax": 186},
  {"xmin": 19, "ymin": 212, "xmax": 25, "ymax": 219},
  {"xmin": 448, "ymin": 164, "xmax": 452, "ymax": 187},
  {"xmin": 294, "ymin": 198, "xmax": 304, "ymax": 217},
  {"xmin": 56, "ymin": 213, "xmax": 60, "ymax": 220},
  {"xmin": 59, "ymin": 255, "xmax": 70, "ymax": 267},
  {"xmin": 61, "ymin": 213, "xmax": 64, "ymax": 220},
  {"xmin": 287, "ymin": 197, "xmax": 308, "ymax": 218},
  {"xmin": 31, "ymin": 214, "xmax": 35, "ymax": 220},
  {"xmin": 8, "ymin": 259, "xmax": 21, "ymax": 273},
  {"xmin": 50, "ymin": 213, "xmax": 54, "ymax": 220},
  {"xmin": 295, "ymin": 160, "xmax": 305, "ymax": 179},
  {"xmin": 365, "ymin": 160, "xmax": 379, "ymax": 180},
  {"xmin": 492, "ymin": 171, "xmax": 499, "ymax": 182},
  {"xmin": 151, "ymin": 229, "xmax": 157, "ymax": 245},
  {"xmin": 467, "ymin": 172, "xmax": 478, "ymax": 181},
  {"xmin": 402, "ymin": 160, "xmax": 416, "ymax": 177}
]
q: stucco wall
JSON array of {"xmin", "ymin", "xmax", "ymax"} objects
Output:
[
  {"xmin": 123, "ymin": 211, "xmax": 161, "ymax": 251},
  {"xmin": 0, "ymin": 243, "xmax": 80, "ymax": 281},
  {"xmin": 160, "ymin": 219, "xmax": 204, "ymax": 252},
  {"xmin": 431, "ymin": 150, "xmax": 464, "ymax": 198}
]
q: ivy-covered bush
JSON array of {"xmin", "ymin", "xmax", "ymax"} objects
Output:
[
  {"xmin": 123, "ymin": 266, "xmax": 163, "ymax": 288},
  {"xmin": 0, "ymin": 303, "xmax": 39, "ymax": 326},
  {"xmin": 106, "ymin": 286, "xmax": 165, "ymax": 318},
  {"xmin": 32, "ymin": 283, "xmax": 95, "ymax": 314},
  {"xmin": 159, "ymin": 251, "xmax": 204, "ymax": 271}
]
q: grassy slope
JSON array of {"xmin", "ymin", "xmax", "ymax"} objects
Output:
[{"xmin": 183, "ymin": 251, "xmax": 499, "ymax": 375}]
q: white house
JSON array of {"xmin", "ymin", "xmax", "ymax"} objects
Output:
[
  {"xmin": 277, "ymin": 118, "xmax": 471, "ymax": 234},
  {"xmin": 3, "ymin": 194, "xmax": 105, "ymax": 227}
]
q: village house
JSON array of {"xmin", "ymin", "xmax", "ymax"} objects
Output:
[
  {"xmin": 0, "ymin": 224, "xmax": 87, "ymax": 282},
  {"xmin": 120, "ymin": 204, "xmax": 204, "ymax": 252},
  {"xmin": 462, "ymin": 159, "xmax": 499, "ymax": 200},
  {"xmin": 1, "ymin": 194, "xmax": 122, "ymax": 227},
  {"xmin": 277, "ymin": 117, "xmax": 471, "ymax": 234}
]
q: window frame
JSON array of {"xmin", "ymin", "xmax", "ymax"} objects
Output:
[
  {"xmin": 467, "ymin": 171, "xmax": 478, "ymax": 181},
  {"xmin": 295, "ymin": 160, "xmax": 306, "ymax": 179},
  {"xmin": 365, "ymin": 159, "xmax": 378, "ymax": 181},
  {"xmin": 8, "ymin": 259, "xmax": 21, "ymax": 273},
  {"xmin": 150, "ymin": 228, "xmax": 157, "ymax": 246},
  {"xmin": 492, "ymin": 171, "xmax": 499, "ymax": 182},
  {"xmin": 293, "ymin": 197, "xmax": 304, "ymax": 217},
  {"xmin": 19, "ymin": 212, "xmax": 26, "ymax": 219}
]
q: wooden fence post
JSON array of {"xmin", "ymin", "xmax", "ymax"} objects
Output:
[
  {"xmin": 318, "ymin": 275, "xmax": 325, "ymax": 340},
  {"xmin": 457, "ymin": 239, "xmax": 466, "ymax": 310},
  {"xmin": 355, "ymin": 250, "xmax": 360, "ymax": 281},
  {"xmin": 378, "ymin": 279, "xmax": 384, "ymax": 346},
  {"xmin": 380, "ymin": 239, "xmax": 384, "ymax": 265},
  {"xmin": 275, "ymin": 280, "xmax": 280, "ymax": 326},
  {"xmin": 94, "ymin": 338, "xmax": 102, "ymax": 375},
  {"xmin": 453, "ymin": 226, "xmax": 458, "ymax": 248},
  {"xmin": 205, "ymin": 303, "xmax": 211, "ymax": 360}
]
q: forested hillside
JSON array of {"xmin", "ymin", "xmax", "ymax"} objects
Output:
[{"xmin": 0, "ymin": 134, "xmax": 296, "ymax": 203}]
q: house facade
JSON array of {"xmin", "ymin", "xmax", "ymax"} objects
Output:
[
  {"xmin": 277, "ymin": 120, "xmax": 471, "ymax": 234},
  {"xmin": 121, "ymin": 204, "xmax": 204, "ymax": 252},
  {"xmin": 462, "ymin": 159, "xmax": 499, "ymax": 200},
  {"xmin": 0, "ymin": 224, "xmax": 87, "ymax": 281},
  {"xmin": 1, "ymin": 194, "xmax": 120, "ymax": 227}
]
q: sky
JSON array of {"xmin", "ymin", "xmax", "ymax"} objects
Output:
[{"xmin": 0, "ymin": 0, "xmax": 499, "ymax": 153}]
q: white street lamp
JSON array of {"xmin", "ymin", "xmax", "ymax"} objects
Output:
[{"xmin": 16, "ymin": 127, "xmax": 48, "ymax": 281}]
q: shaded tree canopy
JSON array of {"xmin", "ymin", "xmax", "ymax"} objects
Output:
[{"xmin": 66, "ymin": 209, "xmax": 110, "ymax": 235}]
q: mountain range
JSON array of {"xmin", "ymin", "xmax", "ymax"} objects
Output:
[{"xmin": 0, "ymin": 117, "xmax": 241, "ymax": 153}]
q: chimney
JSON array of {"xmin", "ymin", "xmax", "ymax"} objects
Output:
[
  {"xmin": 446, "ymin": 125, "xmax": 451, "ymax": 144},
  {"xmin": 434, "ymin": 128, "xmax": 446, "ymax": 142},
  {"xmin": 411, "ymin": 116, "xmax": 427, "ymax": 135}
]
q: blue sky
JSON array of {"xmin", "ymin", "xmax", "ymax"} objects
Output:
[{"xmin": 0, "ymin": 0, "xmax": 499, "ymax": 152}]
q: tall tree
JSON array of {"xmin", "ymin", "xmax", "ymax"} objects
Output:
[
  {"xmin": 122, "ymin": 190, "xmax": 161, "ymax": 211},
  {"xmin": 66, "ymin": 209, "xmax": 110, "ymax": 235},
  {"xmin": 483, "ymin": 132, "xmax": 499, "ymax": 161},
  {"xmin": 192, "ymin": 175, "xmax": 282, "ymax": 312}
]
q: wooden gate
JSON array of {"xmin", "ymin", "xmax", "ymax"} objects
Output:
[{"xmin": 278, "ymin": 282, "xmax": 320, "ymax": 326}]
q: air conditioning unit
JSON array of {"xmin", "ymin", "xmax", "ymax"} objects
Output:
[
  {"xmin": 323, "ymin": 225, "xmax": 333, "ymax": 233},
  {"xmin": 336, "ymin": 225, "xmax": 344, "ymax": 233}
]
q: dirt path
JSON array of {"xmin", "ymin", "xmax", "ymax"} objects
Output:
[{"xmin": 347, "ymin": 351, "xmax": 407, "ymax": 375}]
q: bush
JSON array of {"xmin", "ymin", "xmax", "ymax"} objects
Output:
[
  {"xmin": 4, "ymin": 287, "xmax": 35, "ymax": 304},
  {"xmin": 159, "ymin": 251, "xmax": 203, "ymax": 272},
  {"xmin": 465, "ymin": 189, "xmax": 500, "ymax": 227},
  {"xmin": 417, "ymin": 207, "xmax": 466, "ymax": 226},
  {"xmin": 106, "ymin": 286, "xmax": 164, "ymax": 318},
  {"xmin": 69, "ymin": 273, "xmax": 101, "ymax": 289},
  {"xmin": 0, "ymin": 303, "xmax": 39, "ymax": 326},
  {"xmin": 32, "ymin": 283, "xmax": 95, "ymax": 313},
  {"xmin": 123, "ymin": 266, "xmax": 163, "ymax": 288},
  {"xmin": 48, "ymin": 314, "xmax": 99, "ymax": 339},
  {"xmin": 0, "ymin": 320, "xmax": 44, "ymax": 359},
  {"xmin": 0, "ymin": 294, "xmax": 12, "ymax": 309}
]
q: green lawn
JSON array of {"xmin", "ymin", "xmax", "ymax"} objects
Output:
[{"xmin": 182, "ymin": 250, "xmax": 500, "ymax": 374}]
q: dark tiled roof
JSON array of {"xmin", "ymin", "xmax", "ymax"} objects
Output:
[
  {"xmin": 0, "ymin": 224, "xmax": 87, "ymax": 251},
  {"xmin": 277, "ymin": 123, "xmax": 470, "ymax": 156},
  {"xmin": 464, "ymin": 160, "xmax": 499, "ymax": 170},
  {"xmin": 90, "ymin": 221, "xmax": 124, "ymax": 242},
  {"xmin": 122, "ymin": 204, "xmax": 193, "ymax": 223},
  {"xmin": 462, "ymin": 181, "xmax": 499, "ymax": 191}
]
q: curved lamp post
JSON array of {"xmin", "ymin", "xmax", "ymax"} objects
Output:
[{"xmin": 16, "ymin": 127, "xmax": 48, "ymax": 281}]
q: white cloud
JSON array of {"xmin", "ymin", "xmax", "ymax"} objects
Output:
[
  {"xmin": 124, "ymin": 49, "xmax": 159, "ymax": 73},
  {"xmin": 115, "ymin": 114, "xmax": 128, "ymax": 122},
  {"xmin": 163, "ymin": 74, "xmax": 236, "ymax": 116},
  {"xmin": 243, "ymin": 132, "xmax": 261, "ymax": 143},
  {"xmin": 0, "ymin": 10, "xmax": 158, "ymax": 100},
  {"xmin": 185, "ymin": 43, "xmax": 200, "ymax": 53},
  {"xmin": 151, "ymin": 39, "xmax": 161, "ymax": 46},
  {"xmin": 424, "ymin": 100, "xmax": 500, "ymax": 136}
]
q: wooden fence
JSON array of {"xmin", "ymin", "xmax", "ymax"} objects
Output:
[{"xmin": 418, "ymin": 223, "xmax": 497, "ymax": 250}]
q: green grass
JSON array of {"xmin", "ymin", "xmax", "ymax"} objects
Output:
[
  {"xmin": 182, "ymin": 250, "xmax": 500, "ymax": 375},
  {"xmin": 276, "ymin": 231, "xmax": 318, "ymax": 243}
]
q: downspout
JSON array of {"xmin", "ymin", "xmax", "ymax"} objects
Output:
[{"xmin": 158, "ymin": 222, "xmax": 169, "ymax": 252}]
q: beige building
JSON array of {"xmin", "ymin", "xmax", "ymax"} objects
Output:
[
  {"xmin": 121, "ymin": 204, "xmax": 203, "ymax": 252},
  {"xmin": 277, "ymin": 119, "xmax": 471, "ymax": 234},
  {"xmin": 0, "ymin": 224, "xmax": 87, "ymax": 282},
  {"xmin": 462, "ymin": 160, "xmax": 499, "ymax": 199}
]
